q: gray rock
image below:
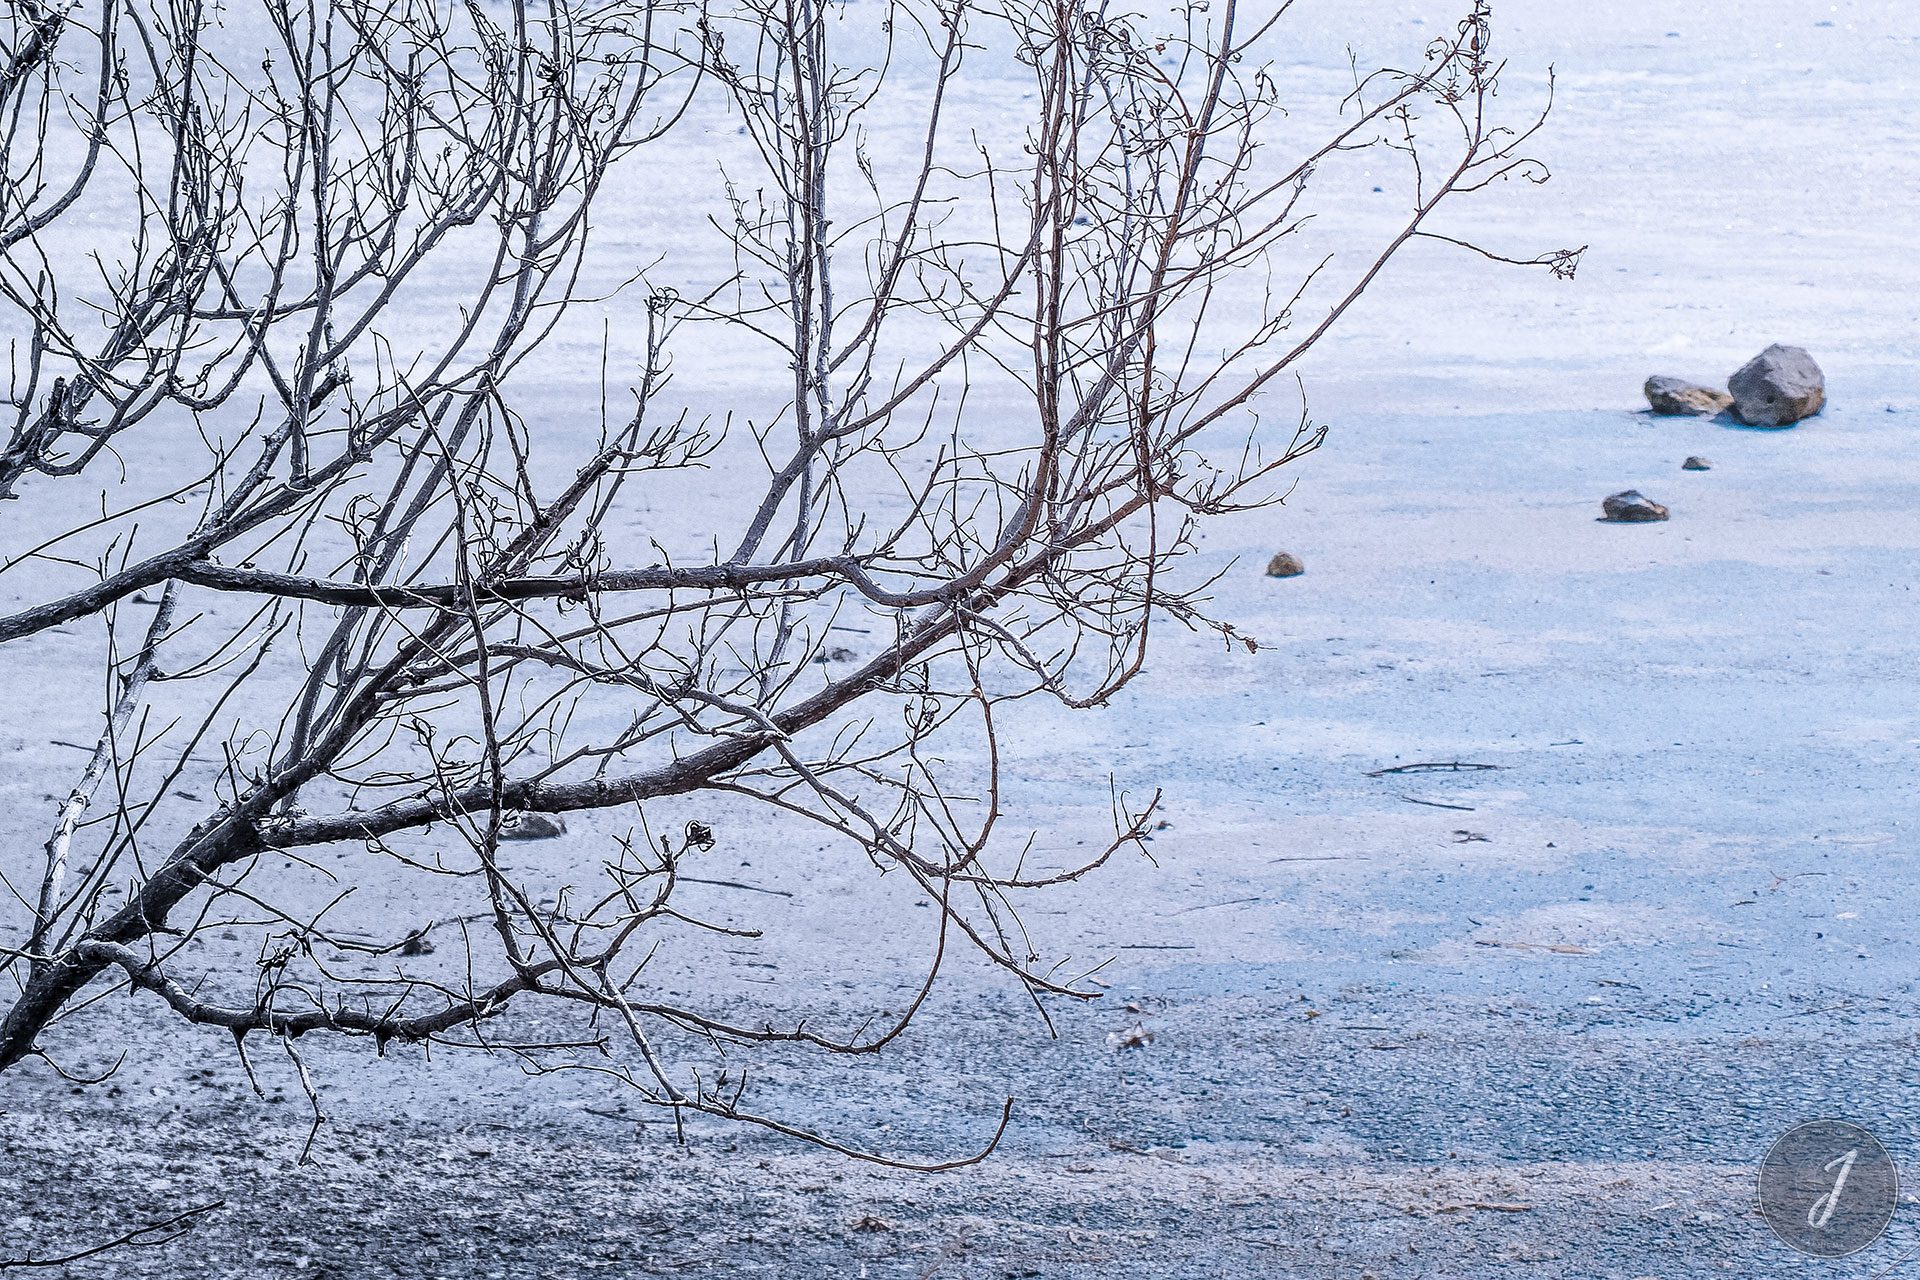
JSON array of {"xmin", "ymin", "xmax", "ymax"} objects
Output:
[
  {"xmin": 499, "ymin": 811, "xmax": 567, "ymax": 840},
  {"xmin": 1644, "ymin": 376, "xmax": 1732, "ymax": 416},
  {"xmin": 1728, "ymin": 344, "xmax": 1825, "ymax": 426},
  {"xmin": 1682, "ymin": 456, "xmax": 1712, "ymax": 470},
  {"xmin": 1600, "ymin": 490, "xmax": 1669, "ymax": 522},
  {"xmin": 1265, "ymin": 551, "xmax": 1305, "ymax": 578}
]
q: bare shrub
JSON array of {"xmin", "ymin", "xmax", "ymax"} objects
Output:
[{"xmin": 0, "ymin": 0, "xmax": 1576, "ymax": 1162}]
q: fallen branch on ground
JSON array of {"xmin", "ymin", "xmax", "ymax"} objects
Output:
[
  {"xmin": 1473, "ymin": 940, "xmax": 1593, "ymax": 955},
  {"xmin": 0, "ymin": 1202, "xmax": 225, "ymax": 1270}
]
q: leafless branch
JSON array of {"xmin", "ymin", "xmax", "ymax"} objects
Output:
[{"xmin": 0, "ymin": 0, "xmax": 1572, "ymax": 1169}]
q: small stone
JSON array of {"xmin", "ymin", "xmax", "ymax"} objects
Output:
[
  {"xmin": 1727, "ymin": 344, "xmax": 1825, "ymax": 426},
  {"xmin": 1265, "ymin": 551, "xmax": 1305, "ymax": 578},
  {"xmin": 1644, "ymin": 376, "xmax": 1731, "ymax": 416},
  {"xmin": 1600, "ymin": 490, "xmax": 1669, "ymax": 522},
  {"xmin": 499, "ymin": 812, "xmax": 566, "ymax": 840},
  {"xmin": 1682, "ymin": 456, "xmax": 1711, "ymax": 470}
]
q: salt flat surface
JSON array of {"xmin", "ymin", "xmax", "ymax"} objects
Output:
[{"xmin": 4, "ymin": 1, "xmax": 1919, "ymax": 1276}]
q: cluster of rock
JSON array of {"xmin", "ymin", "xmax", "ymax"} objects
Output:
[
  {"xmin": 1595, "ymin": 344, "xmax": 1828, "ymax": 525},
  {"xmin": 1644, "ymin": 344, "xmax": 1826, "ymax": 427},
  {"xmin": 1264, "ymin": 345, "xmax": 1826, "ymax": 568}
]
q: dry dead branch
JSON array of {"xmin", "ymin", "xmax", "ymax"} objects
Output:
[{"xmin": 0, "ymin": 0, "xmax": 1575, "ymax": 1164}]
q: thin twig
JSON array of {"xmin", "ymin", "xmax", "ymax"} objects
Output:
[{"xmin": 0, "ymin": 1201, "xmax": 224, "ymax": 1270}]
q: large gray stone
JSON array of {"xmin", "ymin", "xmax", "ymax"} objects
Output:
[
  {"xmin": 1644, "ymin": 376, "xmax": 1731, "ymax": 416},
  {"xmin": 1728, "ymin": 344, "xmax": 1825, "ymax": 426}
]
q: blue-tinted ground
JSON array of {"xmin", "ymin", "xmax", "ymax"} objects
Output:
[
  {"xmin": 7, "ymin": 384, "xmax": 1917, "ymax": 1278},
  {"xmin": 7, "ymin": 0, "xmax": 1920, "ymax": 1272}
]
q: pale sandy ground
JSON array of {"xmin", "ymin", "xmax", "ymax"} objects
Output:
[{"xmin": 4, "ymin": 1, "xmax": 1920, "ymax": 1277}]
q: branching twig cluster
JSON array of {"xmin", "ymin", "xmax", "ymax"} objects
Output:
[{"xmin": 0, "ymin": 0, "xmax": 1574, "ymax": 1164}]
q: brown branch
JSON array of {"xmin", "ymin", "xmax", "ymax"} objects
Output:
[{"xmin": 73, "ymin": 940, "xmax": 562, "ymax": 1046}]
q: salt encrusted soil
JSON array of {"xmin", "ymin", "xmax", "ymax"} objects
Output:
[{"xmin": 5, "ymin": 0, "xmax": 1920, "ymax": 1276}]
